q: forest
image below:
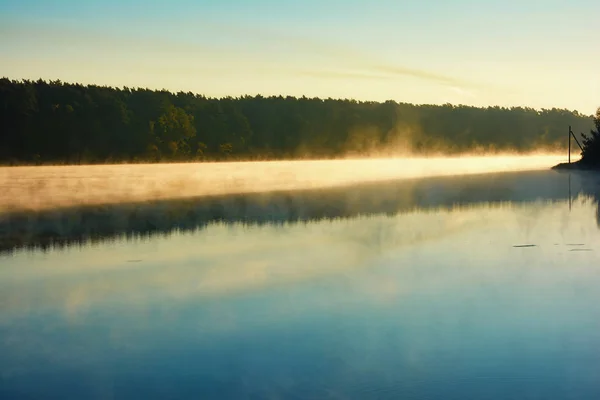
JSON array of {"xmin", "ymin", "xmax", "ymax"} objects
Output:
[{"xmin": 0, "ymin": 78, "xmax": 595, "ymax": 165}]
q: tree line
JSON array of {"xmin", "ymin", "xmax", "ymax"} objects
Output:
[
  {"xmin": 0, "ymin": 78, "xmax": 595, "ymax": 165},
  {"xmin": 581, "ymin": 108, "xmax": 600, "ymax": 166}
]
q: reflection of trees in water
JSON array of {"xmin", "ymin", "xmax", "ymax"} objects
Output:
[
  {"xmin": 577, "ymin": 107, "xmax": 600, "ymax": 225},
  {"xmin": 593, "ymin": 188, "xmax": 600, "ymax": 228},
  {"xmin": 1, "ymin": 170, "xmax": 598, "ymax": 254},
  {"xmin": 575, "ymin": 171, "xmax": 600, "ymax": 228},
  {"xmin": 588, "ymin": 182, "xmax": 600, "ymax": 227}
]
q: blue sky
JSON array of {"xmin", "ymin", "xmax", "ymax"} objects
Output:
[{"xmin": 1, "ymin": 0, "xmax": 598, "ymax": 113}]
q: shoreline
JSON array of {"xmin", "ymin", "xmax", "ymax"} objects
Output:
[{"xmin": 552, "ymin": 160, "xmax": 600, "ymax": 171}]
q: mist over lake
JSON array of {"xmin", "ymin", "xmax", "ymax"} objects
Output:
[
  {"xmin": 0, "ymin": 154, "xmax": 566, "ymax": 213},
  {"xmin": 2, "ymin": 156, "xmax": 600, "ymax": 399}
]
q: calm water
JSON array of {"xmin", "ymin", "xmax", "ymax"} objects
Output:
[{"xmin": 2, "ymin": 162, "xmax": 600, "ymax": 399}]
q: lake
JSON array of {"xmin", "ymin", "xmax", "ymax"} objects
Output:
[{"xmin": 2, "ymin": 156, "xmax": 600, "ymax": 399}]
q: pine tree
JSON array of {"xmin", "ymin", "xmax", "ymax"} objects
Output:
[{"xmin": 581, "ymin": 108, "xmax": 600, "ymax": 165}]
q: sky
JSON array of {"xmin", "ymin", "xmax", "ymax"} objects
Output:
[{"xmin": 0, "ymin": 0, "xmax": 598, "ymax": 113}]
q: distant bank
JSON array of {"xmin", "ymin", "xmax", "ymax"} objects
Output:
[
  {"xmin": 0, "ymin": 78, "xmax": 595, "ymax": 166},
  {"xmin": 552, "ymin": 161, "xmax": 600, "ymax": 171}
]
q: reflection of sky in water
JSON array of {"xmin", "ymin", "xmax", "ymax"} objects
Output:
[{"xmin": 2, "ymin": 197, "xmax": 600, "ymax": 399}]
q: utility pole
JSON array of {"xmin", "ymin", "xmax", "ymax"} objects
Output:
[{"xmin": 568, "ymin": 125, "xmax": 571, "ymax": 164}]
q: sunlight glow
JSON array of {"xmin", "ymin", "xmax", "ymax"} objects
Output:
[{"xmin": 0, "ymin": 154, "xmax": 567, "ymax": 213}]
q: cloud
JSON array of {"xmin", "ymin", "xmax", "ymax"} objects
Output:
[
  {"xmin": 367, "ymin": 64, "xmax": 471, "ymax": 87},
  {"xmin": 295, "ymin": 69, "xmax": 394, "ymax": 81},
  {"xmin": 295, "ymin": 66, "xmax": 473, "ymax": 88},
  {"xmin": 204, "ymin": 23, "xmax": 482, "ymax": 89}
]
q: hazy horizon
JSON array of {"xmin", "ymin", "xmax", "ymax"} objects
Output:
[{"xmin": 1, "ymin": 0, "xmax": 598, "ymax": 114}]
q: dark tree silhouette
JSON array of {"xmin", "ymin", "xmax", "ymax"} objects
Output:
[
  {"xmin": 580, "ymin": 108, "xmax": 600, "ymax": 166},
  {"xmin": 0, "ymin": 77, "xmax": 594, "ymax": 165}
]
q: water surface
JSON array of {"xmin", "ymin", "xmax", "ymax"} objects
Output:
[{"xmin": 2, "ymin": 161, "xmax": 600, "ymax": 399}]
